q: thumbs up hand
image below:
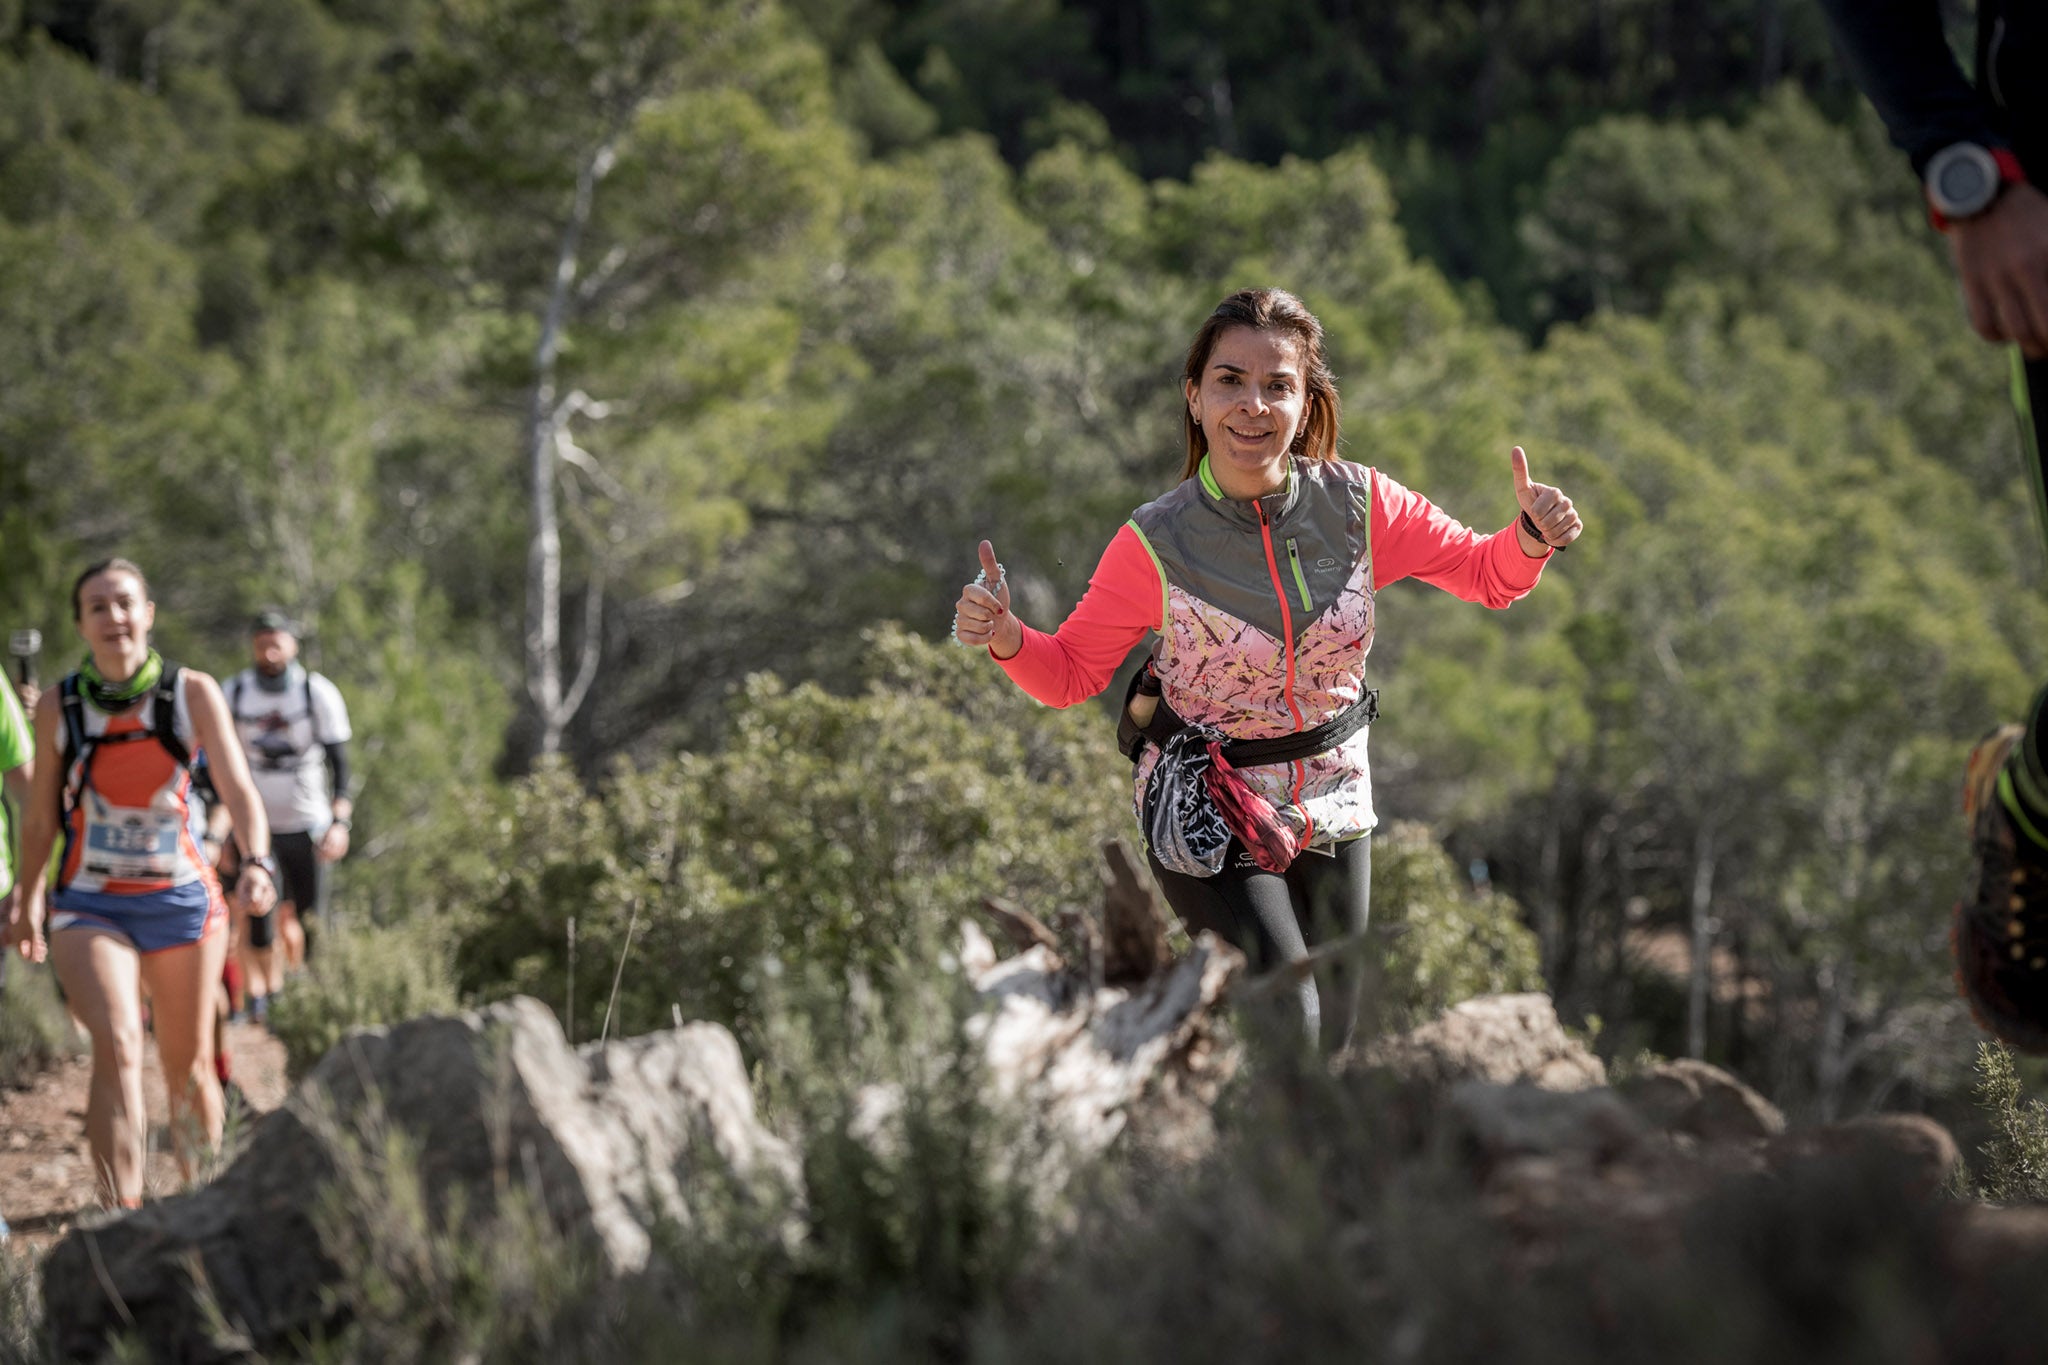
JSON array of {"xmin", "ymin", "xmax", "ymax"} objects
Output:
[
  {"xmin": 953, "ymin": 540, "xmax": 1023, "ymax": 658},
  {"xmin": 1511, "ymin": 445, "xmax": 1581, "ymax": 555}
]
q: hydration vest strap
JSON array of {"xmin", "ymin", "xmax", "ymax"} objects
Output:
[
  {"xmin": 231, "ymin": 669, "xmax": 323, "ymax": 750},
  {"xmin": 55, "ymin": 667, "xmax": 191, "ymax": 814},
  {"xmin": 153, "ymin": 666, "xmax": 190, "ymax": 770},
  {"xmin": 56, "ymin": 676, "xmax": 87, "ymax": 822}
]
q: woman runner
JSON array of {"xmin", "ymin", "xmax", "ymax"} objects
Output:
[
  {"xmin": 953, "ymin": 289, "xmax": 1582, "ymax": 1050},
  {"xmin": 9, "ymin": 559, "xmax": 278, "ymax": 1206}
]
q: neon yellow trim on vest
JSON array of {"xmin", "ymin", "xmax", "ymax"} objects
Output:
[
  {"xmin": 2001, "ymin": 768, "xmax": 2048, "ymax": 853},
  {"xmin": 1196, "ymin": 454, "xmax": 1299, "ymax": 503},
  {"xmin": 1365, "ymin": 470, "xmax": 1375, "ymax": 590},
  {"xmin": 1286, "ymin": 538, "xmax": 1313, "ymax": 611},
  {"xmin": 1126, "ymin": 521, "xmax": 1170, "ymax": 631}
]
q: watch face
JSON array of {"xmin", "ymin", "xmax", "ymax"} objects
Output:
[
  {"xmin": 1938, "ymin": 157, "xmax": 1992, "ymax": 206},
  {"xmin": 1929, "ymin": 143, "xmax": 2002, "ymax": 218}
]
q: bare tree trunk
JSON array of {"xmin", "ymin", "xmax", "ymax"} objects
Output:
[
  {"xmin": 1687, "ymin": 823, "xmax": 1716, "ymax": 1060},
  {"xmin": 1815, "ymin": 956, "xmax": 1852, "ymax": 1121},
  {"xmin": 525, "ymin": 140, "xmax": 616, "ymax": 756},
  {"xmin": 1209, "ymin": 73, "xmax": 1237, "ymax": 157}
]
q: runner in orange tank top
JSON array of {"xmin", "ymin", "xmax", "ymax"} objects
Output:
[{"xmin": 7, "ymin": 559, "xmax": 277, "ymax": 1208}]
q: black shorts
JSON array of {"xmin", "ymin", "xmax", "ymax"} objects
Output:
[
  {"xmin": 243, "ymin": 831, "xmax": 325, "ymax": 950},
  {"xmin": 274, "ymin": 830, "xmax": 328, "ymax": 918}
]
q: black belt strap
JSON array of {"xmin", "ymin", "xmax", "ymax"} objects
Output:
[{"xmin": 1117, "ymin": 660, "xmax": 1377, "ymax": 768}]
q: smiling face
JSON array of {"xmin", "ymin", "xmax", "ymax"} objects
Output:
[
  {"xmin": 1184, "ymin": 325, "xmax": 1311, "ymax": 500},
  {"xmin": 74, "ymin": 568, "xmax": 155, "ymax": 677}
]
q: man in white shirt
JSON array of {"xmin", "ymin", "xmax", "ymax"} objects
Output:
[{"xmin": 222, "ymin": 609, "xmax": 352, "ymax": 1015}]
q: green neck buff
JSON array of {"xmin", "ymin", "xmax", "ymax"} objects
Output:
[{"xmin": 78, "ymin": 649, "xmax": 163, "ymax": 711}]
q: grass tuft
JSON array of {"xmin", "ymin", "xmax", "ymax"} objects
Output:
[
  {"xmin": 0, "ymin": 964, "xmax": 76, "ymax": 1091},
  {"xmin": 267, "ymin": 918, "xmax": 461, "ymax": 1081}
]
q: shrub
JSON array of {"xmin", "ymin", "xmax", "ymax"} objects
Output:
[
  {"xmin": 1973, "ymin": 1039, "xmax": 2048, "ymax": 1204},
  {"xmin": 0, "ymin": 962, "xmax": 75, "ymax": 1090},
  {"xmin": 1373, "ymin": 820, "xmax": 1544, "ymax": 1026},
  {"xmin": 440, "ymin": 624, "xmax": 1129, "ymax": 1054},
  {"xmin": 268, "ymin": 918, "xmax": 462, "ymax": 1081}
]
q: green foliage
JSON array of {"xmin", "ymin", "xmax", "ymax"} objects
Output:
[
  {"xmin": 3, "ymin": 0, "xmax": 2041, "ymax": 1143},
  {"xmin": 1973, "ymin": 1041, "xmax": 2048, "ymax": 1205},
  {"xmin": 0, "ymin": 962, "xmax": 74, "ymax": 1090},
  {"xmin": 692, "ymin": 963, "xmax": 1046, "ymax": 1360},
  {"xmin": 1521, "ymin": 90, "xmax": 1939, "ymax": 329},
  {"xmin": 315, "ymin": 563, "xmax": 514, "ymax": 926},
  {"xmin": 1374, "ymin": 821, "xmax": 1543, "ymax": 1026},
  {"xmin": 440, "ymin": 625, "xmax": 1128, "ymax": 1052},
  {"xmin": 267, "ymin": 918, "xmax": 463, "ymax": 1081}
]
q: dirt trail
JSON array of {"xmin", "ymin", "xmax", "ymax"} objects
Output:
[{"xmin": 1, "ymin": 1020, "xmax": 290, "ymax": 1252}]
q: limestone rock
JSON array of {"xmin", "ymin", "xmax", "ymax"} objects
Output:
[
  {"xmin": 1766, "ymin": 1113, "xmax": 1960, "ymax": 1202},
  {"xmin": 1358, "ymin": 993, "xmax": 1606, "ymax": 1092},
  {"xmin": 1621, "ymin": 1058, "xmax": 1786, "ymax": 1141},
  {"xmin": 42, "ymin": 997, "xmax": 797, "ymax": 1363},
  {"xmin": 1445, "ymin": 1080, "xmax": 1649, "ymax": 1168}
]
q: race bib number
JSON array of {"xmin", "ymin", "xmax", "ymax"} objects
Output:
[{"xmin": 83, "ymin": 812, "xmax": 184, "ymax": 880}]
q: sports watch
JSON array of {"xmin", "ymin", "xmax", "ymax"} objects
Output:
[{"xmin": 1924, "ymin": 143, "xmax": 2027, "ymax": 229}]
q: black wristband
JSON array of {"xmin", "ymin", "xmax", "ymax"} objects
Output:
[{"xmin": 1519, "ymin": 509, "xmax": 1565, "ymax": 552}]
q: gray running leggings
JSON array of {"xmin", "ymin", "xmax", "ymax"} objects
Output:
[{"xmin": 1148, "ymin": 835, "xmax": 1371, "ymax": 1052}]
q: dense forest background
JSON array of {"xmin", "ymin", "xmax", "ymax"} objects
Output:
[{"xmin": 3, "ymin": 0, "xmax": 2044, "ymax": 1123}]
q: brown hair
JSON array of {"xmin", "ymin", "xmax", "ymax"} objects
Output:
[
  {"xmin": 71, "ymin": 558, "xmax": 150, "ymax": 621},
  {"xmin": 1180, "ymin": 288, "xmax": 1342, "ymax": 482}
]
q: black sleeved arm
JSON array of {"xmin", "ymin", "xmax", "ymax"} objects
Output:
[
  {"xmin": 1818, "ymin": 0, "xmax": 2003, "ymax": 175},
  {"xmin": 323, "ymin": 741, "xmax": 351, "ymax": 800}
]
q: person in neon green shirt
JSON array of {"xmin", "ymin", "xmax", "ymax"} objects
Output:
[
  {"xmin": 0, "ymin": 680, "xmax": 26, "ymax": 1240},
  {"xmin": 0, "ymin": 679, "xmax": 33, "ymax": 1036},
  {"xmin": 0, "ymin": 678, "xmax": 32, "ymax": 906}
]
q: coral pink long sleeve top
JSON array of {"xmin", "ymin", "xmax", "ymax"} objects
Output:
[{"xmin": 990, "ymin": 458, "xmax": 1550, "ymax": 844}]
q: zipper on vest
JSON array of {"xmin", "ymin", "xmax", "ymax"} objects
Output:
[
  {"xmin": 1285, "ymin": 537, "xmax": 1313, "ymax": 612},
  {"xmin": 1256, "ymin": 502, "xmax": 1313, "ymax": 846}
]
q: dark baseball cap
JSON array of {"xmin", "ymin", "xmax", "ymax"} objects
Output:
[{"xmin": 250, "ymin": 608, "xmax": 299, "ymax": 637}]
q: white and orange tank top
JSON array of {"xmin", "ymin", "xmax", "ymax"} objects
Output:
[{"xmin": 55, "ymin": 671, "xmax": 215, "ymax": 898}]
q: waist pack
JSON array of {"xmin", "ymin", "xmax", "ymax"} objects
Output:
[{"xmin": 1122, "ymin": 660, "xmax": 1378, "ymax": 877}]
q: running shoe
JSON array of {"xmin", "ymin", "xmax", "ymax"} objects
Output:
[{"xmin": 1953, "ymin": 724, "xmax": 2048, "ymax": 1052}]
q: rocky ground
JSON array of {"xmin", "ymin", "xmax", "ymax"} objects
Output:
[{"xmin": 0, "ymin": 1020, "xmax": 289, "ymax": 1252}]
